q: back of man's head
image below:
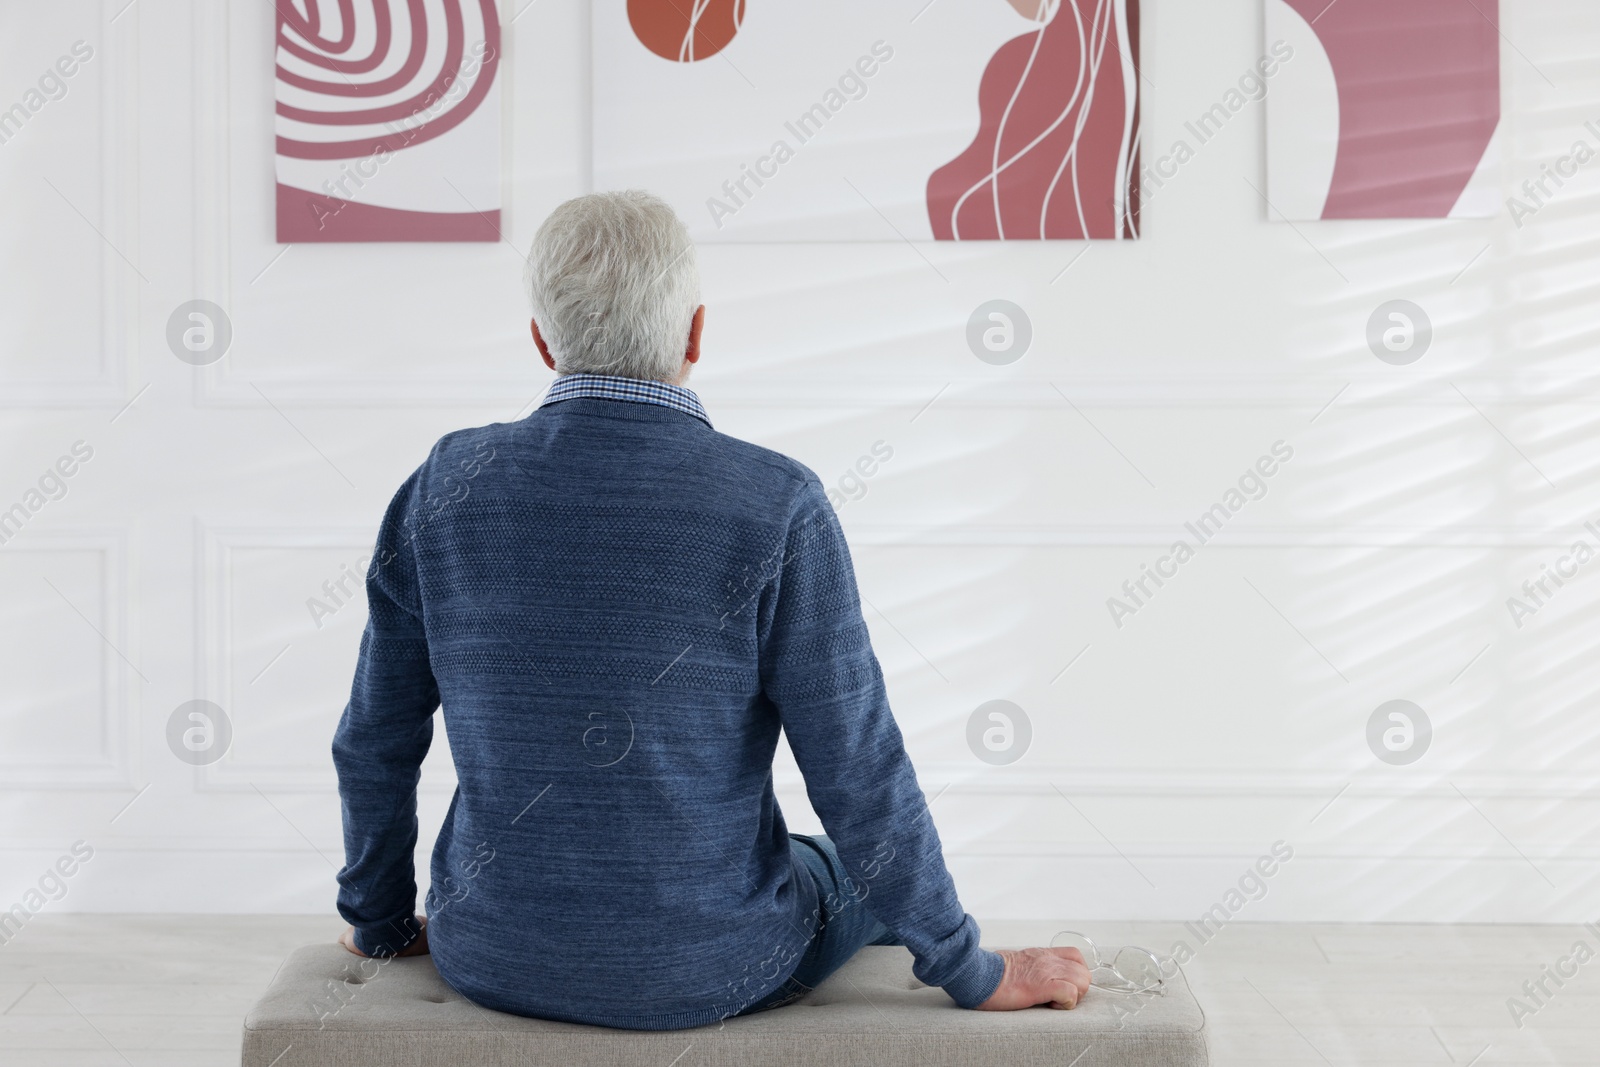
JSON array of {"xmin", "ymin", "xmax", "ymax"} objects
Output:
[{"xmin": 524, "ymin": 190, "xmax": 700, "ymax": 382}]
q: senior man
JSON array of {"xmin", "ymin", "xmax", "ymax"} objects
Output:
[{"xmin": 331, "ymin": 191, "xmax": 1089, "ymax": 1029}]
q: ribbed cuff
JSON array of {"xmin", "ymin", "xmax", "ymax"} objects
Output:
[{"xmin": 941, "ymin": 947, "xmax": 1007, "ymax": 1009}]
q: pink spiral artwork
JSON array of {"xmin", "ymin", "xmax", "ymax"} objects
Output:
[
  {"xmin": 928, "ymin": 0, "xmax": 1141, "ymax": 241},
  {"xmin": 274, "ymin": 0, "xmax": 503, "ymax": 242}
]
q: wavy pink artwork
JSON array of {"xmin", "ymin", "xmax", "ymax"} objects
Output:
[
  {"xmin": 928, "ymin": 0, "xmax": 1140, "ymax": 240},
  {"xmin": 274, "ymin": 0, "xmax": 502, "ymax": 242},
  {"xmin": 1270, "ymin": 0, "xmax": 1499, "ymax": 219}
]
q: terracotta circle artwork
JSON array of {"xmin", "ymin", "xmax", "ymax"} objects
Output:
[{"xmin": 627, "ymin": 0, "xmax": 746, "ymax": 62}]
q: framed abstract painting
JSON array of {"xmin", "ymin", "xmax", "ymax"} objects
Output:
[
  {"xmin": 1265, "ymin": 0, "xmax": 1501, "ymax": 220},
  {"xmin": 274, "ymin": 0, "xmax": 504, "ymax": 243},
  {"xmin": 596, "ymin": 0, "xmax": 1141, "ymax": 241}
]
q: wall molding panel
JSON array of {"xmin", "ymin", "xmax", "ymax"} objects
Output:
[
  {"xmin": 194, "ymin": 522, "xmax": 457, "ymax": 794},
  {"xmin": 0, "ymin": 0, "xmax": 137, "ymax": 409},
  {"xmin": 0, "ymin": 529, "xmax": 135, "ymax": 788}
]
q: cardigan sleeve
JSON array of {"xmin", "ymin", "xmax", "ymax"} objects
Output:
[
  {"xmin": 756, "ymin": 477, "xmax": 1004, "ymax": 1008},
  {"xmin": 332, "ymin": 465, "xmax": 439, "ymax": 957}
]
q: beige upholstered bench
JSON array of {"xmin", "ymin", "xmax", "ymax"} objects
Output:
[{"xmin": 243, "ymin": 943, "xmax": 1209, "ymax": 1066}]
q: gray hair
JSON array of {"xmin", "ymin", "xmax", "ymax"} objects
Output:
[{"xmin": 523, "ymin": 191, "xmax": 700, "ymax": 382}]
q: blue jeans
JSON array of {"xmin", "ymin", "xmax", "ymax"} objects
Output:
[{"xmin": 739, "ymin": 834, "xmax": 903, "ymax": 1015}]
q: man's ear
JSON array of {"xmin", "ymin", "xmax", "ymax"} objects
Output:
[
  {"xmin": 531, "ymin": 318, "xmax": 557, "ymax": 372},
  {"xmin": 685, "ymin": 305, "xmax": 705, "ymax": 366}
]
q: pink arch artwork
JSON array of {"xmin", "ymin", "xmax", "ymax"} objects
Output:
[
  {"xmin": 1279, "ymin": 0, "xmax": 1499, "ymax": 218},
  {"xmin": 928, "ymin": 0, "xmax": 1141, "ymax": 241},
  {"xmin": 274, "ymin": 0, "xmax": 502, "ymax": 242}
]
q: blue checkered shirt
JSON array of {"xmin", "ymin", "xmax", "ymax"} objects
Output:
[{"xmin": 540, "ymin": 373, "xmax": 711, "ymax": 428}]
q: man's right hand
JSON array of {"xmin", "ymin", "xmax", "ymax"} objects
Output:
[{"xmin": 975, "ymin": 947, "xmax": 1093, "ymax": 1011}]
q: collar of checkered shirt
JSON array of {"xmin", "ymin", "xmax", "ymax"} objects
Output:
[{"xmin": 540, "ymin": 373, "xmax": 711, "ymax": 427}]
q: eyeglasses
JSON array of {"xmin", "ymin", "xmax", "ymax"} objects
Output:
[{"xmin": 1049, "ymin": 930, "xmax": 1166, "ymax": 996}]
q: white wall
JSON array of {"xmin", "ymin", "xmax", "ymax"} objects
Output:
[{"xmin": 3, "ymin": 0, "xmax": 1599, "ymax": 926}]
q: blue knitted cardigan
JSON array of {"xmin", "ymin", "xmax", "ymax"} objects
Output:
[{"xmin": 333, "ymin": 391, "xmax": 1004, "ymax": 1029}]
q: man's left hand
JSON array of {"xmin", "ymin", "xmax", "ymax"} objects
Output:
[{"xmin": 338, "ymin": 915, "xmax": 430, "ymax": 958}]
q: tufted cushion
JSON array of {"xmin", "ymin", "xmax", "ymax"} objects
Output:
[{"xmin": 242, "ymin": 944, "xmax": 1209, "ymax": 1066}]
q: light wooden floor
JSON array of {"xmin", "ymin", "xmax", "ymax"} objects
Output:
[{"xmin": 1, "ymin": 916, "xmax": 1595, "ymax": 1065}]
